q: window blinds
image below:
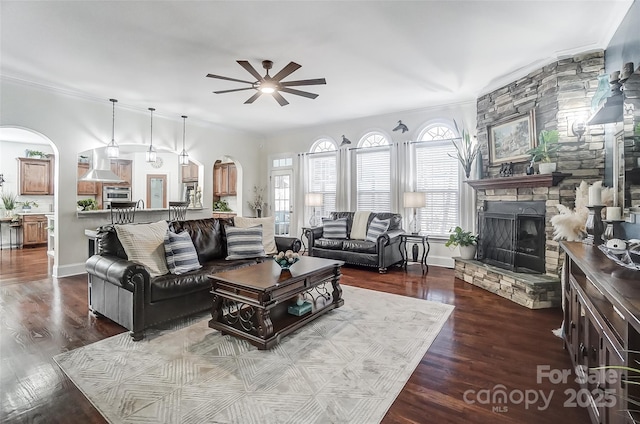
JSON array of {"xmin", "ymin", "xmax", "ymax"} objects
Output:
[{"xmin": 356, "ymin": 147, "xmax": 391, "ymax": 212}]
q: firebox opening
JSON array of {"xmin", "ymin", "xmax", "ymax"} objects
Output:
[{"xmin": 478, "ymin": 201, "xmax": 546, "ymax": 274}]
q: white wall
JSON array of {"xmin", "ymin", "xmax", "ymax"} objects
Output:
[
  {"xmin": 1, "ymin": 78, "xmax": 265, "ymax": 276},
  {"xmin": 261, "ymin": 100, "xmax": 478, "ymax": 268}
]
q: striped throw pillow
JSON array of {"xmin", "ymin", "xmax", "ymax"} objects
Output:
[
  {"xmin": 366, "ymin": 217, "xmax": 391, "ymax": 242},
  {"xmin": 225, "ymin": 225, "xmax": 267, "ymax": 260},
  {"xmin": 164, "ymin": 230, "xmax": 202, "ymax": 275},
  {"xmin": 322, "ymin": 218, "xmax": 348, "ymax": 239}
]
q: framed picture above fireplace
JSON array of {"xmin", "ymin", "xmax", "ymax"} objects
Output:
[{"xmin": 488, "ymin": 110, "xmax": 536, "ymax": 165}]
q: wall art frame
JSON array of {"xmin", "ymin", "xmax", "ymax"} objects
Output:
[{"xmin": 488, "ymin": 110, "xmax": 536, "ymax": 165}]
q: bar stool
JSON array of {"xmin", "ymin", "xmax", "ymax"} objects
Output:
[
  {"xmin": 9, "ymin": 221, "xmax": 22, "ymax": 249},
  {"xmin": 110, "ymin": 201, "xmax": 138, "ymax": 224},
  {"xmin": 168, "ymin": 201, "xmax": 189, "ymax": 221}
]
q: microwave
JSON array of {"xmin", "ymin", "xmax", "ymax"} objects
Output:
[{"xmin": 103, "ymin": 186, "xmax": 131, "ymax": 208}]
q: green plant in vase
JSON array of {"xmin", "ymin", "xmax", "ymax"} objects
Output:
[
  {"xmin": 449, "ymin": 121, "xmax": 480, "ymax": 179},
  {"xmin": 77, "ymin": 199, "xmax": 97, "ymax": 211},
  {"xmin": 526, "ymin": 129, "xmax": 560, "ymax": 174},
  {"xmin": 1, "ymin": 192, "xmax": 17, "ymax": 217},
  {"xmin": 19, "ymin": 200, "xmax": 38, "ymax": 211},
  {"xmin": 445, "ymin": 226, "xmax": 478, "ymax": 260}
]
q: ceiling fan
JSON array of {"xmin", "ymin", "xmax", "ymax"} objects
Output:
[{"xmin": 206, "ymin": 60, "xmax": 326, "ymax": 106}]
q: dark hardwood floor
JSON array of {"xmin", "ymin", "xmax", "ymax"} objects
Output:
[{"xmin": 0, "ymin": 247, "xmax": 590, "ymax": 423}]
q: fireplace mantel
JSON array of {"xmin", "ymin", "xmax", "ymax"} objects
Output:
[{"xmin": 466, "ymin": 172, "xmax": 571, "ymax": 190}]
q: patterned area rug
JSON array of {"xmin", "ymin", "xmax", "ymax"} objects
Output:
[{"xmin": 54, "ymin": 285, "xmax": 454, "ymax": 424}]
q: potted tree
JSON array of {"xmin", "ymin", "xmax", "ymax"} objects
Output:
[
  {"xmin": 445, "ymin": 226, "xmax": 478, "ymax": 260},
  {"xmin": 1, "ymin": 193, "xmax": 17, "ymax": 218},
  {"xmin": 450, "ymin": 121, "xmax": 480, "ymax": 179},
  {"xmin": 527, "ymin": 129, "xmax": 560, "ymax": 174}
]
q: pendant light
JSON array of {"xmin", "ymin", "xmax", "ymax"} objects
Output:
[
  {"xmin": 179, "ymin": 115, "xmax": 189, "ymax": 166},
  {"xmin": 146, "ymin": 107, "xmax": 157, "ymax": 163},
  {"xmin": 105, "ymin": 99, "xmax": 120, "ymax": 158}
]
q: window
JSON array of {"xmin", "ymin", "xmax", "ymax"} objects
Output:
[
  {"xmin": 272, "ymin": 157, "xmax": 292, "ymax": 168},
  {"xmin": 308, "ymin": 139, "xmax": 337, "ymax": 218},
  {"xmin": 415, "ymin": 124, "xmax": 459, "ymax": 236},
  {"xmin": 356, "ymin": 132, "xmax": 391, "ymax": 212}
]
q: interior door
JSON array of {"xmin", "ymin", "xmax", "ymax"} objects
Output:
[
  {"xmin": 271, "ymin": 170, "xmax": 292, "ymax": 236},
  {"xmin": 147, "ymin": 174, "xmax": 167, "ymax": 209}
]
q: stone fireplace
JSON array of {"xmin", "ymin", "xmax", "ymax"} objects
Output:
[{"xmin": 454, "ymin": 51, "xmax": 607, "ymax": 309}]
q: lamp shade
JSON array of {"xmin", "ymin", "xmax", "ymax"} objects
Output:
[
  {"xmin": 305, "ymin": 193, "xmax": 324, "ymax": 207},
  {"xmin": 404, "ymin": 192, "xmax": 425, "ymax": 208}
]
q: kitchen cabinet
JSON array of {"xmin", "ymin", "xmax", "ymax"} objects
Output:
[
  {"xmin": 561, "ymin": 241, "xmax": 638, "ymax": 424},
  {"xmin": 22, "ymin": 214, "xmax": 48, "ymax": 246},
  {"xmin": 182, "ymin": 161, "xmax": 199, "ymax": 183},
  {"xmin": 110, "ymin": 159, "xmax": 132, "ymax": 187},
  {"xmin": 18, "ymin": 157, "xmax": 53, "ymax": 195},
  {"xmin": 77, "ymin": 163, "xmax": 97, "ymax": 195},
  {"xmin": 214, "ymin": 162, "xmax": 236, "ymax": 196}
]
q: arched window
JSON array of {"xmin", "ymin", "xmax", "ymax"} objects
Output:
[
  {"xmin": 415, "ymin": 124, "xmax": 459, "ymax": 236},
  {"xmin": 308, "ymin": 138, "xmax": 337, "ymax": 219},
  {"xmin": 356, "ymin": 132, "xmax": 391, "ymax": 212}
]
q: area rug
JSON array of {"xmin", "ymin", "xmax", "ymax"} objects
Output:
[{"xmin": 54, "ymin": 285, "xmax": 454, "ymax": 424}]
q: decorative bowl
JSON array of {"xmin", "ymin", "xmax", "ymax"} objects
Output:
[
  {"xmin": 274, "ymin": 257, "xmax": 299, "ymax": 270},
  {"xmin": 273, "ymin": 250, "xmax": 300, "ymax": 270}
]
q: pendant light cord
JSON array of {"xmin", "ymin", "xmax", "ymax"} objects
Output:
[
  {"xmin": 149, "ymin": 108, "xmax": 155, "ymax": 148},
  {"xmin": 182, "ymin": 115, "xmax": 187, "ymax": 150},
  {"xmin": 111, "ymin": 100, "xmax": 116, "ymax": 142}
]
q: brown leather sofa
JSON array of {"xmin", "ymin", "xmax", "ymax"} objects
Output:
[
  {"xmin": 85, "ymin": 217, "xmax": 301, "ymax": 340},
  {"xmin": 304, "ymin": 212, "xmax": 404, "ymax": 273}
]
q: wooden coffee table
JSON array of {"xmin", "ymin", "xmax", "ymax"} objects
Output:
[{"xmin": 208, "ymin": 256, "xmax": 344, "ymax": 349}]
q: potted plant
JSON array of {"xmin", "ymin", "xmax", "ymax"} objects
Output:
[
  {"xmin": 247, "ymin": 185, "xmax": 265, "ymax": 217},
  {"xmin": 1, "ymin": 192, "xmax": 17, "ymax": 218},
  {"xmin": 526, "ymin": 129, "xmax": 560, "ymax": 174},
  {"xmin": 77, "ymin": 199, "xmax": 97, "ymax": 211},
  {"xmin": 450, "ymin": 121, "xmax": 480, "ymax": 179},
  {"xmin": 19, "ymin": 200, "xmax": 38, "ymax": 212},
  {"xmin": 213, "ymin": 199, "xmax": 232, "ymax": 212},
  {"xmin": 445, "ymin": 226, "xmax": 478, "ymax": 260}
]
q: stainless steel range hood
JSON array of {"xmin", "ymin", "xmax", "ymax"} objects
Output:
[{"xmin": 79, "ymin": 148, "xmax": 124, "ymax": 183}]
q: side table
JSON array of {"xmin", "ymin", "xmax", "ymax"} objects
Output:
[{"xmin": 399, "ymin": 233, "xmax": 430, "ymax": 274}]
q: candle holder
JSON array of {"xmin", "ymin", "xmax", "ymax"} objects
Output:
[
  {"xmin": 585, "ymin": 205, "xmax": 605, "ymax": 245},
  {"xmin": 602, "ymin": 219, "xmax": 624, "ymax": 243}
]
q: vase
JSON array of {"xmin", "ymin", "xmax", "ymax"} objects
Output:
[
  {"xmin": 538, "ymin": 162, "xmax": 557, "ymax": 174},
  {"xmin": 591, "ymin": 74, "xmax": 610, "ymax": 113},
  {"xmin": 459, "ymin": 245, "xmax": 476, "ymax": 260},
  {"xmin": 256, "ymin": 209, "xmax": 262, "ymax": 218}
]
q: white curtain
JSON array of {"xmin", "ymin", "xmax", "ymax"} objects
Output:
[
  {"xmin": 396, "ymin": 140, "xmax": 414, "ymax": 229},
  {"xmin": 293, "ymin": 153, "xmax": 310, "ymax": 238},
  {"xmin": 336, "ymin": 146, "xmax": 350, "ymax": 212}
]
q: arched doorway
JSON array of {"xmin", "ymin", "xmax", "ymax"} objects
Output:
[{"xmin": 0, "ymin": 126, "xmax": 59, "ymax": 272}]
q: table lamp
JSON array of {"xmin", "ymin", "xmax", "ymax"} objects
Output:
[
  {"xmin": 404, "ymin": 192, "xmax": 425, "ymax": 234},
  {"xmin": 305, "ymin": 193, "xmax": 323, "ymax": 227}
]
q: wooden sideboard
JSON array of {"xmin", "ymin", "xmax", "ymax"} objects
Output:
[{"xmin": 561, "ymin": 241, "xmax": 640, "ymax": 424}]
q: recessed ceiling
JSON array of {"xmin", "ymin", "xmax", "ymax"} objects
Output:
[{"xmin": 0, "ymin": 1, "xmax": 632, "ymax": 135}]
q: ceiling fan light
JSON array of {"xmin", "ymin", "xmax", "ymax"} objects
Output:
[{"xmin": 260, "ymin": 84, "xmax": 276, "ymax": 94}]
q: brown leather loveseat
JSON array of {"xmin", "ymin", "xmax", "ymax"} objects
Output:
[{"xmin": 85, "ymin": 217, "xmax": 301, "ymax": 340}]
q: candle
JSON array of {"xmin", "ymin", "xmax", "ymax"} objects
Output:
[
  {"xmin": 606, "ymin": 207, "xmax": 621, "ymax": 221},
  {"xmin": 588, "ymin": 185, "xmax": 601, "ymax": 206}
]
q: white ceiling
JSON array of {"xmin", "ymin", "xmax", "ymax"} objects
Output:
[{"xmin": 0, "ymin": 1, "xmax": 632, "ymax": 136}]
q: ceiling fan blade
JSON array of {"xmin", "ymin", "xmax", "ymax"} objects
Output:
[
  {"xmin": 237, "ymin": 60, "xmax": 263, "ymax": 81},
  {"xmin": 244, "ymin": 91, "xmax": 263, "ymax": 104},
  {"xmin": 271, "ymin": 62, "xmax": 301, "ymax": 82},
  {"xmin": 206, "ymin": 74, "xmax": 254, "ymax": 84},
  {"xmin": 272, "ymin": 91, "xmax": 289, "ymax": 106},
  {"xmin": 280, "ymin": 87, "xmax": 319, "ymax": 99},
  {"xmin": 280, "ymin": 78, "xmax": 327, "ymax": 87},
  {"xmin": 214, "ymin": 87, "xmax": 255, "ymax": 94}
]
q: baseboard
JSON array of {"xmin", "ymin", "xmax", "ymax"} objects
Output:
[
  {"xmin": 53, "ymin": 262, "xmax": 86, "ymax": 278},
  {"xmin": 427, "ymin": 255, "xmax": 455, "ymax": 269}
]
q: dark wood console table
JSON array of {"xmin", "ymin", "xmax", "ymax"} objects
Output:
[
  {"xmin": 208, "ymin": 256, "xmax": 344, "ymax": 349},
  {"xmin": 561, "ymin": 241, "xmax": 640, "ymax": 424}
]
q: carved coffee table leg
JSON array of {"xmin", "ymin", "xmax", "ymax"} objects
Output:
[
  {"xmin": 331, "ymin": 267, "xmax": 344, "ymax": 307},
  {"xmin": 209, "ymin": 294, "xmax": 223, "ymax": 329},
  {"xmin": 256, "ymin": 308, "xmax": 274, "ymax": 340}
]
